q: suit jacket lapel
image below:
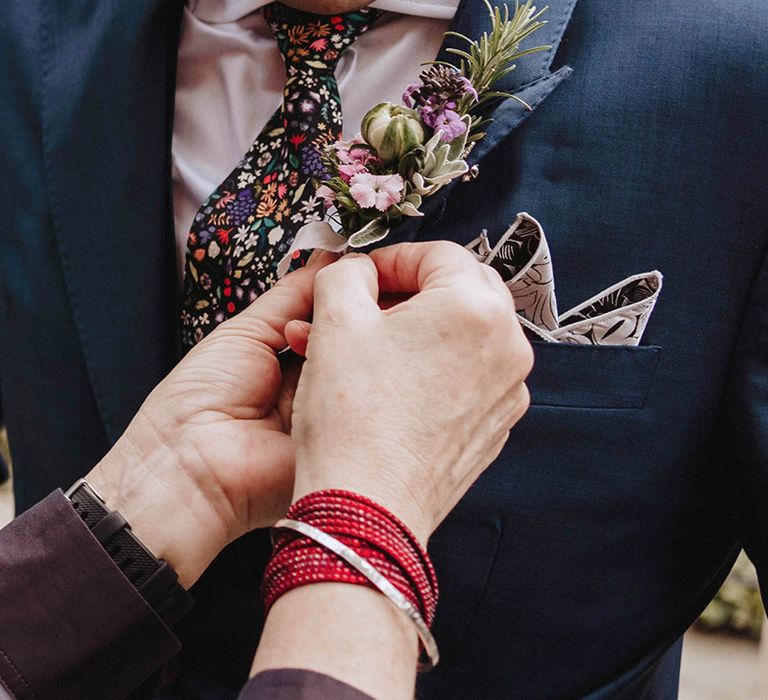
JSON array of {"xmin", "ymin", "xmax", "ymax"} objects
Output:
[
  {"xmin": 383, "ymin": 0, "xmax": 578, "ymax": 246},
  {"xmin": 41, "ymin": 0, "xmax": 185, "ymax": 442}
]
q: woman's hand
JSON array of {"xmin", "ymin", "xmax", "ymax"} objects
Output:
[
  {"xmin": 288, "ymin": 241, "xmax": 533, "ymax": 543},
  {"xmin": 252, "ymin": 241, "xmax": 533, "ymax": 698},
  {"xmin": 88, "ymin": 253, "xmax": 334, "ymax": 588}
]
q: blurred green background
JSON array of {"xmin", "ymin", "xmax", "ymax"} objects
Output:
[
  {"xmin": 0, "ymin": 429, "xmax": 9, "ymax": 465},
  {"xmin": 699, "ymin": 551, "xmax": 764, "ymax": 639}
]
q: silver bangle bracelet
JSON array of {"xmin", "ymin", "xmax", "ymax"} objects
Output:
[{"xmin": 273, "ymin": 518, "xmax": 440, "ymax": 671}]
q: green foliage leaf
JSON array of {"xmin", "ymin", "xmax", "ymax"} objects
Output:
[{"xmin": 348, "ymin": 218, "xmax": 391, "ymax": 248}]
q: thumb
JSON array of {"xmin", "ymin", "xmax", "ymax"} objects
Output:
[
  {"xmin": 221, "ymin": 251, "xmax": 335, "ymax": 352},
  {"xmin": 285, "ymin": 319, "xmax": 312, "ymax": 357},
  {"xmin": 313, "ymin": 253, "xmax": 380, "ymax": 323}
]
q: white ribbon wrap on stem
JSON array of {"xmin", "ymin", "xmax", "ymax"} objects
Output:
[{"xmin": 276, "ymin": 221, "xmax": 350, "ymax": 278}]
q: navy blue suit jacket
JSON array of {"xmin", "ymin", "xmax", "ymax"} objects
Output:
[{"xmin": 2, "ymin": 1, "xmax": 767, "ymax": 697}]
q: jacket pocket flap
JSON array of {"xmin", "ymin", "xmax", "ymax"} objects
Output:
[{"xmin": 528, "ymin": 342, "xmax": 662, "ymax": 409}]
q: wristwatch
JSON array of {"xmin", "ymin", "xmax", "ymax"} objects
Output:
[{"xmin": 65, "ymin": 478, "xmax": 194, "ymax": 628}]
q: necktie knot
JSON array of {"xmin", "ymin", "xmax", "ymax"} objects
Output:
[{"xmin": 264, "ymin": 2, "xmax": 380, "ymax": 71}]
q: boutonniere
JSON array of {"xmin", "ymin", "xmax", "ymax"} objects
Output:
[{"xmin": 278, "ymin": 1, "xmax": 548, "ymax": 274}]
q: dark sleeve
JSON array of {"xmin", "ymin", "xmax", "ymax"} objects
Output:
[
  {"xmin": 725, "ymin": 252, "xmax": 768, "ymax": 606},
  {"xmin": 238, "ymin": 670, "xmax": 373, "ymax": 700},
  {"xmin": 0, "ymin": 490, "xmax": 180, "ymax": 699},
  {"xmin": 0, "ymin": 393, "xmax": 8, "ymax": 485}
]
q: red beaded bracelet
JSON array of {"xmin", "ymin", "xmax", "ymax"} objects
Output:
[{"xmin": 261, "ymin": 490, "xmax": 440, "ymax": 669}]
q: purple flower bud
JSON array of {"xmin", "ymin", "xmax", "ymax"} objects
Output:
[
  {"xmin": 419, "ymin": 103, "xmax": 439, "ymax": 128},
  {"xmin": 458, "ymin": 76, "xmax": 479, "ymax": 102},
  {"xmin": 402, "ymin": 82, "xmax": 422, "ymax": 108}
]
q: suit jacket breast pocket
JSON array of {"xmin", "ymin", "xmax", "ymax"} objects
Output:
[{"xmin": 527, "ymin": 341, "xmax": 663, "ymax": 409}]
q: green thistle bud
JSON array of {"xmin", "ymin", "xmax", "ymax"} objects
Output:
[{"xmin": 361, "ymin": 102, "xmax": 424, "ymax": 163}]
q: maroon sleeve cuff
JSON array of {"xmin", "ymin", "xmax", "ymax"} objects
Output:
[
  {"xmin": 0, "ymin": 490, "xmax": 180, "ymax": 699},
  {"xmin": 239, "ymin": 669, "xmax": 373, "ymax": 699}
]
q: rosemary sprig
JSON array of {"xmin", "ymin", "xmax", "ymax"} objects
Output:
[{"xmin": 444, "ymin": 1, "xmax": 550, "ymax": 139}]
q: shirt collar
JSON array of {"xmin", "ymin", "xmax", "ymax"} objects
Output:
[{"xmin": 188, "ymin": 0, "xmax": 459, "ymax": 22}]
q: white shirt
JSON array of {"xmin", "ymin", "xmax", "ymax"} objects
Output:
[{"xmin": 172, "ymin": 0, "xmax": 458, "ymax": 277}]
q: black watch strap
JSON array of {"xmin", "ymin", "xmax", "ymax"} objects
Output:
[{"xmin": 65, "ymin": 479, "xmax": 194, "ymax": 629}]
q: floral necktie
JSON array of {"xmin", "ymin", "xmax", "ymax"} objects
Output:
[{"xmin": 181, "ymin": 3, "xmax": 380, "ymax": 348}]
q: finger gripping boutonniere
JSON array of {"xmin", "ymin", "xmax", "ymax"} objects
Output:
[{"xmin": 278, "ymin": 1, "xmax": 549, "ymax": 273}]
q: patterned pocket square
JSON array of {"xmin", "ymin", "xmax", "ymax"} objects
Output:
[{"xmin": 467, "ymin": 213, "xmax": 662, "ymax": 347}]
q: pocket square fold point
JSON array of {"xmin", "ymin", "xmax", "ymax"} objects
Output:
[{"xmin": 467, "ymin": 214, "xmax": 662, "ymax": 347}]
